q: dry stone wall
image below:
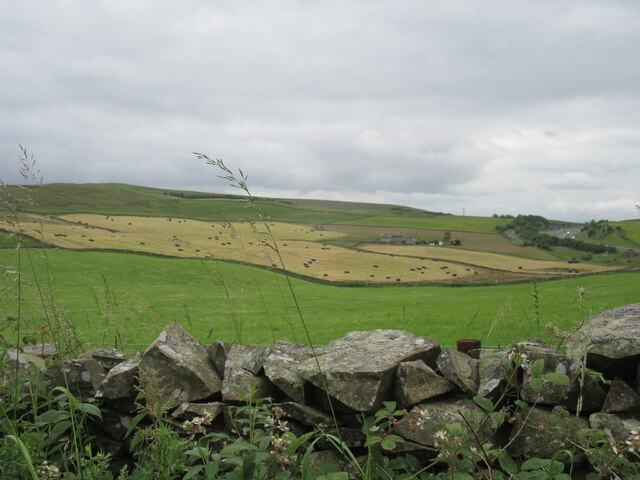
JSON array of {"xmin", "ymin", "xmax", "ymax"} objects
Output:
[{"xmin": 4, "ymin": 303, "xmax": 640, "ymax": 472}]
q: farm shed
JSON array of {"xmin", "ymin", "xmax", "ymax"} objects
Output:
[{"xmin": 380, "ymin": 233, "xmax": 418, "ymax": 245}]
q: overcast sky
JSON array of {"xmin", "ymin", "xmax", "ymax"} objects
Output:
[{"xmin": 1, "ymin": 1, "xmax": 639, "ymax": 222}]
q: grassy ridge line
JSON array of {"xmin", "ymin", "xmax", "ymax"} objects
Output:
[
  {"xmin": 577, "ymin": 229, "xmax": 640, "ymax": 250},
  {"xmin": 1, "ymin": 247, "xmax": 638, "ymax": 348},
  {"xmin": 7, "ymin": 199, "xmax": 360, "ymax": 225},
  {"xmin": 122, "ymin": 183, "xmax": 439, "ymax": 215},
  {"xmin": 612, "ymin": 219, "xmax": 640, "ymax": 244},
  {"xmin": 1, "ymin": 183, "xmax": 439, "ymax": 224}
]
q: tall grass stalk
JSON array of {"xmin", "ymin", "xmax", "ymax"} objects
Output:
[
  {"xmin": 2, "ymin": 147, "xmax": 40, "ymax": 400},
  {"xmin": 196, "ymin": 153, "xmax": 345, "ymax": 441},
  {"xmin": 222, "ymin": 219, "xmax": 282, "ymax": 343},
  {"xmin": 0, "ymin": 148, "xmax": 99, "ymax": 478},
  {"xmin": 89, "ymin": 275, "xmax": 127, "ymax": 349},
  {"xmin": 486, "ymin": 298, "xmax": 512, "ymax": 343},
  {"xmin": 531, "ymin": 281, "xmax": 541, "ymax": 337}
]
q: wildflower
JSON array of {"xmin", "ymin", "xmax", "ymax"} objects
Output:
[
  {"xmin": 271, "ymin": 436, "xmax": 291, "ymax": 450},
  {"xmin": 410, "ymin": 406, "xmax": 430, "ymax": 426},
  {"xmin": 625, "ymin": 429, "xmax": 640, "ymax": 453},
  {"xmin": 507, "ymin": 348, "xmax": 527, "ymax": 365},
  {"xmin": 434, "ymin": 429, "xmax": 448, "ymax": 449},
  {"xmin": 263, "ymin": 415, "xmax": 275, "ymax": 429},
  {"xmin": 201, "ymin": 413, "xmax": 214, "ymax": 424},
  {"xmin": 182, "ymin": 414, "xmax": 214, "ymax": 437},
  {"xmin": 278, "ymin": 419, "xmax": 290, "ymax": 432},
  {"xmin": 37, "ymin": 461, "xmax": 60, "ymax": 480},
  {"xmin": 369, "ymin": 424, "xmax": 380, "ymax": 433},
  {"xmin": 405, "ymin": 406, "xmax": 430, "ymax": 432}
]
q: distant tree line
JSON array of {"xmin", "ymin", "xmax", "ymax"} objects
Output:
[
  {"xmin": 494, "ymin": 214, "xmax": 553, "ymax": 238},
  {"xmin": 495, "ymin": 214, "xmax": 616, "ymax": 254},
  {"xmin": 581, "ymin": 219, "xmax": 622, "ymax": 238},
  {"xmin": 524, "ymin": 234, "xmax": 616, "ymax": 254},
  {"xmin": 163, "ymin": 191, "xmax": 241, "ymax": 200}
]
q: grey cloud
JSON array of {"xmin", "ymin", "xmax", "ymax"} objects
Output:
[
  {"xmin": 546, "ymin": 172, "xmax": 599, "ymax": 190},
  {"xmin": 1, "ymin": 0, "xmax": 640, "ymax": 221}
]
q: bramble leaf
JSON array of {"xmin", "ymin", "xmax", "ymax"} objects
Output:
[
  {"xmin": 531, "ymin": 359, "xmax": 545, "ymax": 378},
  {"xmin": 543, "ymin": 372, "xmax": 570, "ymax": 386}
]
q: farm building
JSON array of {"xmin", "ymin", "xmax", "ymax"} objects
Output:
[{"xmin": 380, "ymin": 233, "xmax": 418, "ymax": 245}]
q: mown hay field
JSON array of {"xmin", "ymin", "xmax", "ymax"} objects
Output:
[
  {"xmin": 3, "ymin": 213, "xmax": 481, "ymax": 283},
  {"xmin": 325, "ymin": 224, "xmax": 558, "ymax": 260},
  {"xmin": 359, "ymin": 244, "xmax": 615, "ymax": 276}
]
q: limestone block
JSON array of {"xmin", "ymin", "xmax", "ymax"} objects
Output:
[
  {"xmin": 139, "ymin": 323, "xmax": 222, "ymax": 409},
  {"xmin": 603, "ymin": 377, "xmax": 640, "ymax": 413},
  {"xmin": 297, "ymin": 330, "xmax": 440, "ymax": 412},
  {"xmin": 590, "ymin": 412, "xmax": 640, "ymax": 443},
  {"xmin": 566, "ymin": 303, "xmax": 640, "ymax": 374},
  {"xmin": 436, "ymin": 349, "xmax": 479, "ymax": 395},
  {"xmin": 207, "ymin": 340, "xmax": 234, "ymax": 377},
  {"xmin": 264, "ymin": 341, "xmax": 325, "ymax": 403},
  {"xmin": 395, "ymin": 360, "xmax": 454, "ymax": 408},
  {"xmin": 171, "ymin": 401, "xmax": 225, "ymax": 422},
  {"xmin": 477, "ymin": 351, "xmax": 510, "ymax": 399},
  {"xmin": 395, "ymin": 394, "xmax": 498, "ymax": 447},
  {"xmin": 519, "ymin": 343, "xmax": 577, "ymax": 405},
  {"xmin": 96, "ymin": 352, "xmax": 142, "ymax": 400},
  {"xmin": 221, "ymin": 344, "xmax": 274, "ymax": 402},
  {"xmin": 509, "ymin": 406, "xmax": 588, "ymax": 466}
]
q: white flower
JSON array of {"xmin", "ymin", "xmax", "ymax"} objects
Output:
[
  {"xmin": 37, "ymin": 461, "xmax": 60, "ymax": 480},
  {"xmin": 271, "ymin": 436, "xmax": 291, "ymax": 450},
  {"xmin": 278, "ymin": 419, "xmax": 290, "ymax": 432},
  {"xmin": 624, "ymin": 430, "xmax": 640, "ymax": 452}
]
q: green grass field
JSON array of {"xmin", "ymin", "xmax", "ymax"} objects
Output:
[
  {"xmin": 334, "ymin": 215, "xmax": 511, "ymax": 233},
  {"xmin": 1, "ymin": 183, "xmax": 638, "ymax": 351},
  {"xmin": 613, "ymin": 219, "xmax": 640, "ymax": 243},
  {"xmin": 576, "ymin": 224, "xmax": 640, "ymax": 250},
  {"xmin": 1, "ymin": 247, "xmax": 637, "ymax": 349}
]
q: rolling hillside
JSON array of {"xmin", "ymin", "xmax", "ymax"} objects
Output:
[
  {"xmin": 1, "ymin": 183, "xmax": 639, "ymax": 348},
  {"xmin": 1, "ymin": 183, "xmax": 638, "ymax": 286}
]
